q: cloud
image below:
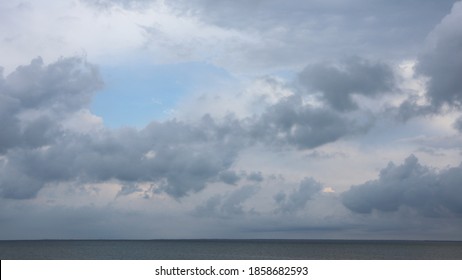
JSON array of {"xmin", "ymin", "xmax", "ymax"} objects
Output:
[
  {"xmin": 298, "ymin": 57, "xmax": 395, "ymax": 111},
  {"xmin": 454, "ymin": 116, "xmax": 462, "ymax": 132},
  {"xmin": 275, "ymin": 178, "xmax": 323, "ymax": 214},
  {"xmin": 0, "ymin": 57, "xmax": 241, "ymax": 199},
  {"xmin": 194, "ymin": 185, "xmax": 259, "ymax": 218},
  {"xmin": 246, "ymin": 171, "xmax": 264, "ymax": 182},
  {"xmin": 416, "ymin": 1, "xmax": 462, "ymax": 110},
  {"xmin": 218, "ymin": 170, "xmax": 241, "ymax": 185},
  {"xmin": 1, "ymin": 1, "xmax": 462, "ymax": 240},
  {"xmin": 0, "ymin": 56, "xmax": 102, "ymax": 153},
  {"xmin": 342, "ymin": 154, "xmax": 462, "ymax": 216},
  {"xmin": 81, "ymin": 0, "xmax": 457, "ymax": 72},
  {"xmin": 251, "ymin": 94, "xmax": 371, "ymax": 149},
  {"xmin": 0, "ymin": 55, "xmax": 382, "ymax": 200}
]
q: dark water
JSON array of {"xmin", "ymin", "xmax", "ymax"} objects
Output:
[{"xmin": 1, "ymin": 240, "xmax": 461, "ymax": 260}]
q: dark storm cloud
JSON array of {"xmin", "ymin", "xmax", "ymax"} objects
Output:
[
  {"xmin": 342, "ymin": 155, "xmax": 462, "ymax": 216},
  {"xmin": 275, "ymin": 178, "xmax": 323, "ymax": 214},
  {"xmin": 415, "ymin": 1, "xmax": 462, "ymax": 110},
  {"xmin": 299, "ymin": 57, "xmax": 395, "ymax": 111}
]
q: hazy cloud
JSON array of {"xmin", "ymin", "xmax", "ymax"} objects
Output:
[
  {"xmin": 194, "ymin": 185, "xmax": 259, "ymax": 218},
  {"xmin": 218, "ymin": 170, "xmax": 241, "ymax": 186},
  {"xmin": 275, "ymin": 178, "xmax": 323, "ymax": 214},
  {"xmin": 82, "ymin": 0, "xmax": 457, "ymax": 71},
  {"xmin": 454, "ymin": 116, "xmax": 462, "ymax": 132},
  {"xmin": 246, "ymin": 171, "xmax": 264, "ymax": 183}
]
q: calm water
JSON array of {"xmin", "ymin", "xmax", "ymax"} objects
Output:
[{"xmin": 1, "ymin": 240, "xmax": 461, "ymax": 260}]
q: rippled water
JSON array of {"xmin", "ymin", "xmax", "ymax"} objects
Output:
[{"xmin": 1, "ymin": 240, "xmax": 461, "ymax": 260}]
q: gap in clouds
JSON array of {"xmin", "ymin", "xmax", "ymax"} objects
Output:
[{"xmin": 91, "ymin": 61, "xmax": 234, "ymax": 127}]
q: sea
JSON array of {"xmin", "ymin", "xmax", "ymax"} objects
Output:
[{"xmin": 1, "ymin": 240, "xmax": 461, "ymax": 260}]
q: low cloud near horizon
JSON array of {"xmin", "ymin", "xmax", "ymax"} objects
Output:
[{"xmin": 0, "ymin": 0, "xmax": 461, "ymax": 240}]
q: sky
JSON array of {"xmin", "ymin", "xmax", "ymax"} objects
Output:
[{"xmin": 0, "ymin": 0, "xmax": 462, "ymax": 240}]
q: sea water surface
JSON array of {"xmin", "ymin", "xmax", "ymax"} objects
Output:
[{"xmin": 1, "ymin": 240, "xmax": 461, "ymax": 260}]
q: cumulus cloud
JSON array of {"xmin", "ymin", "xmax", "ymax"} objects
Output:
[
  {"xmin": 0, "ymin": 58, "xmax": 241, "ymax": 199},
  {"xmin": 0, "ymin": 57, "xmax": 102, "ymax": 154},
  {"xmin": 299, "ymin": 57, "xmax": 395, "ymax": 111},
  {"xmin": 2, "ymin": 54, "xmax": 383, "ymax": 200},
  {"xmin": 251, "ymin": 94, "xmax": 371, "ymax": 149},
  {"xmin": 342, "ymin": 155, "xmax": 462, "ymax": 216},
  {"xmin": 1, "ymin": 56, "xmax": 369, "ymax": 200}
]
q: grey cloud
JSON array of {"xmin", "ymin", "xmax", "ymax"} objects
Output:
[
  {"xmin": 246, "ymin": 171, "xmax": 264, "ymax": 182},
  {"xmin": 342, "ymin": 155, "xmax": 462, "ymax": 216},
  {"xmin": 252, "ymin": 95, "xmax": 370, "ymax": 149},
  {"xmin": 0, "ymin": 58, "xmax": 240, "ymax": 199},
  {"xmin": 194, "ymin": 185, "xmax": 259, "ymax": 218},
  {"xmin": 299, "ymin": 57, "xmax": 395, "ymax": 111},
  {"xmin": 415, "ymin": 1, "xmax": 462, "ymax": 109},
  {"xmin": 218, "ymin": 170, "xmax": 241, "ymax": 185},
  {"xmin": 454, "ymin": 117, "xmax": 462, "ymax": 132},
  {"xmin": 0, "ymin": 55, "xmax": 407, "ymax": 201},
  {"xmin": 25, "ymin": 120, "xmax": 238, "ymax": 199},
  {"xmin": 392, "ymin": 97, "xmax": 433, "ymax": 122},
  {"xmin": 0, "ymin": 56, "xmax": 102, "ymax": 153},
  {"xmin": 81, "ymin": 0, "xmax": 457, "ymax": 74},
  {"xmin": 275, "ymin": 178, "xmax": 323, "ymax": 214},
  {"xmin": 0, "ymin": 123, "xmax": 238, "ymax": 199},
  {"xmin": 220, "ymin": 185, "xmax": 259, "ymax": 216},
  {"xmin": 116, "ymin": 183, "xmax": 143, "ymax": 197},
  {"xmin": 304, "ymin": 150, "xmax": 347, "ymax": 159},
  {"xmin": 5, "ymin": 57, "xmax": 101, "ymax": 112},
  {"xmin": 386, "ymin": 1, "xmax": 462, "ymax": 122}
]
